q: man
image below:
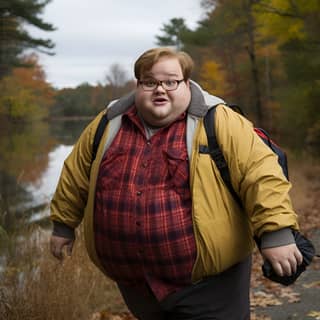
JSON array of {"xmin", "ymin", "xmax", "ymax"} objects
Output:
[{"xmin": 50, "ymin": 47, "xmax": 303, "ymax": 319}]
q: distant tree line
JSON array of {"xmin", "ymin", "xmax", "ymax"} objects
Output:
[{"xmin": 51, "ymin": 70, "xmax": 135, "ymax": 118}]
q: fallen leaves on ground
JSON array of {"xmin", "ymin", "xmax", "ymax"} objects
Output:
[
  {"xmin": 90, "ymin": 311, "xmax": 136, "ymax": 320},
  {"xmin": 278, "ymin": 287, "xmax": 301, "ymax": 303},
  {"xmin": 250, "ymin": 291, "xmax": 282, "ymax": 308},
  {"xmin": 307, "ymin": 310, "xmax": 320, "ymax": 319},
  {"xmin": 303, "ymin": 280, "xmax": 320, "ymax": 289},
  {"xmin": 251, "ymin": 313, "xmax": 272, "ymax": 320}
]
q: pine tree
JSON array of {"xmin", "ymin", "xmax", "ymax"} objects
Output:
[{"xmin": 0, "ymin": 0, "xmax": 55, "ymax": 78}]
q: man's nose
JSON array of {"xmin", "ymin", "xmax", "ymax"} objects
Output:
[{"xmin": 154, "ymin": 82, "xmax": 166, "ymax": 92}]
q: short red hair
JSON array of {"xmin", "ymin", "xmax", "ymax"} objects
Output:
[{"xmin": 134, "ymin": 47, "xmax": 194, "ymax": 80}]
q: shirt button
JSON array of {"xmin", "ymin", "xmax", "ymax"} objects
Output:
[
  {"xmin": 142, "ymin": 162, "xmax": 148, "ymax": 168},
  {"xmin": 136, "ymin": 191, "xmax": 142, "ymax": 196}
]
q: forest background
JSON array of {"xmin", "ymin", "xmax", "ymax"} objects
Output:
[
  {"xmin": 0, "ymin": 1, "xmax": 320, "ymax": 319},
  {"xmin": 1, "ymin": 0, "xmax": 320, "ymax": 154}
]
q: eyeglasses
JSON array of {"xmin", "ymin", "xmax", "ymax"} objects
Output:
[{"xmin": 138, "ymin": 79, "xmax": 185, "ymax": 91}]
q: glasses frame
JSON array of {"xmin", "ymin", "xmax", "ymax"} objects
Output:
[{"xmin": 138, "ymin": 79, "xmax": 185, "ymax": 91}]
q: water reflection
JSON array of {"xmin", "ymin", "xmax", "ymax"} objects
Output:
[
  {"xmin": 27, "ymin": 145, "xmax": 73, "ymax": 206},
  {"xmin": 0, "ymin": 119, "xmax": 89, "ymax": 246}
]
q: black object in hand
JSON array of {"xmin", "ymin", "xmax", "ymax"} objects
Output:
[{"xmin": 262, "ymin": 231, "xmax": 316, "ymax": 286}]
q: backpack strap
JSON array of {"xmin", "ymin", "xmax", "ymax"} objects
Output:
[
  {"xmin": 254, "ymin": 127, "xmax": 289, "ymax": 179},
  {"xmin": 203, "ymin": 106, "xmax": 242, "ymax": 207},
  {"xmin": 92, "ymin": 112, "xmax": 109, "ymax": 161}
]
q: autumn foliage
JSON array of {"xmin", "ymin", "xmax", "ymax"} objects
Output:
[
  {"xmin": 157, "ymin": 0, "xmax": 320, "ymax": 154},
  {"xmin": 0, "ymin": 54, "xmax": 54, "ymax": 121}
]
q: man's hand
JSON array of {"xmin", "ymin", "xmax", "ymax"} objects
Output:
[
  {"xmin": 261, "ymin": 243, "xmax": 303, "ymax": 277},
  {"xmin": 50, "ymin": 235, "xmax": 74, "ymax": 261}
]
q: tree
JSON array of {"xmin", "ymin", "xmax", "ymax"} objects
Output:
[
  {"xmin": 195, "ymin": 0, "xmax": 265, "ymax": 125},
  {"xmin": 158, "ymin": 0, "xmax": 320, "ymax": 151},
  {"xmin": 105, "ymin": 63, "xmax": 129, "ymax": 99},
  {"xmin": 155, "ymin": 18, "xmax": 191, "ymax": 50},
  {"xmin": 0, "ymin": 0, "xmax": 55, "ymax": 78},
  {"xmin": 253, "ymin": 0, "xmax": 320, "ymax": 148},
  {"xmin": 105, "ymin": 63, "xmax": 128, "ymax": 88},
  {"xmin": 0, "ymin": 54, "xmax": 54, "ymax": 120},
  {"xmin": 199, "ymin": 58, "xmax": 229, "ymax": 96},
  {"xmin": 51, "ymin": 83, "xmax": 94, "ymax": 117}
]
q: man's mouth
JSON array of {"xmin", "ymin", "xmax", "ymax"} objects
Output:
[{"xmin": 152, "ymin": 97, "xmax": 168, "ymax": 105}]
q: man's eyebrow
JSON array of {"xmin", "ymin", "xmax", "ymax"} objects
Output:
[{"xmin": 143, "ymin": 72, "xmax": 180, "ymax": 78}]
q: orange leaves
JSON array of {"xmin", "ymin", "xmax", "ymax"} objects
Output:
[
  {"xmin": 303, "ymin": 281, "xmax": 320, "ymax": 289},
  {"xmin": 250, "ymin": 290, "xmax": 282, "ymax": 308},
  {"xmin": 250, "ymin": 286, "xmax": 301, "ymax": 309},
  {"xmin": 199, "ymin": 59, "xmax": 229, "ymax": 96},
  {"xmin": 251, "ymin": 314, "xmax": 272, "ymax": 320},
  {"xmin": 90, "ymin": 311, "xmax": 136, "ymax": 320},
  {"xmin": 0, "ymin": 54, "xmax": 54, "ymax": 121},
  {"xmin": 307, "ymin": 311, "xmax": 320, "ymax": 319}
]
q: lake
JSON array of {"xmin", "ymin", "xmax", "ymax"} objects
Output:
[{"xmin": 0, "ymin": 119, "xmax": 91, "ymax": 270}]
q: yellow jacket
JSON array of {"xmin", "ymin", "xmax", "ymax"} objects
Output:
[{"xmin": 50, "ymin": 82, "xmax": 299, "ymax": 282}]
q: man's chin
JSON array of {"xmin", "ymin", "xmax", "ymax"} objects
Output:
[{"xmin": 145, "ymin": 114, "xmax": 172, "ymax": 128}]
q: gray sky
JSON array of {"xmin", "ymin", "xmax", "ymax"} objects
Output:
[{"xmin": 30, "ymin": 0, "xmax": 204, "ymax": 89}]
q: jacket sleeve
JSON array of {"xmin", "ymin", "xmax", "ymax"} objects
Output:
[
  {"xmin": 215, "ymin": 105, "xmax": 299, "ymax": 238},
  {"xmin": 50, "ymin": 112, "xmax": 105, "ymax": 229}
]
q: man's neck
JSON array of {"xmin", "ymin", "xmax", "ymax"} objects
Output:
[{"xmin": 137, "ymin": 112, "xmax": 161, "ymax": 139}]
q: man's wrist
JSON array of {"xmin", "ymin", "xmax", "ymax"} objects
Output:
[
  {"xmin": 52, "ymin": 220, "xmax": 75, "ymax": 239},
  {"xmin": 260, "ymin": 228, "xmax": 295, "ymax": 249}
]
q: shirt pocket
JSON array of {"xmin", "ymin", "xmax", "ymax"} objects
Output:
[
  {"xmin": 163, "ymin": 149, "xmax": 189, "ymax": 193},
  {"xmin": 98, "ymin": 147, "xmax": 127, "ymax": 186}
]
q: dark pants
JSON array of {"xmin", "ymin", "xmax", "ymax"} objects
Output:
[{"xmin": 117, "ymin": 256, "xmax": 252, "ymax": 320}]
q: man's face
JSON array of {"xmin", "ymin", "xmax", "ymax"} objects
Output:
[{"xmin": 135, "ymin": 57, "xmax": 191, "ymax": 127}]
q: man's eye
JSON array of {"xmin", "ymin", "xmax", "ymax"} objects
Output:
[
  {"xmin": 144, "ymin": 80, "xmax": 156, "ymax": 87},
  {"xmin": 164, "ymin": 80, "xmax": 176, "ymax": 87}
]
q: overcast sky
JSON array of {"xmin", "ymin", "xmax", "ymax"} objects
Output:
[{"xmin": 29, "ymin": 0, "xmax": 205, "ymax": 89}]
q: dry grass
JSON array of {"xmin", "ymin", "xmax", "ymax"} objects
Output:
[{"xmin": 0, "ymin": 226, "xmax": 128, "ymax": 320}]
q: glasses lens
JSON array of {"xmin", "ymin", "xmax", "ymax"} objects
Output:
[
  {"xmin": 162, "ymin": 80, "xmax": 178, "ymax": 90},
  {"xmin": 145, "ymin": 80, "xmax": 157, "ymax": 89},
  {"xmin": 139, "ymin": 80, "xmax": 155, "ymax": 91},
  {"xmin": 140, "ymin": 79, "xmax": 182, "ymax": 91}
]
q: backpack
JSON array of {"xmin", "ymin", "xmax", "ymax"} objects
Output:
[
  {"xmin": 202, "ymin": 104, "xmax": 289, "ymax": 206},
  {"xmin": 92, "ymin": 104, "xmax": 289, "ymax": 206}
]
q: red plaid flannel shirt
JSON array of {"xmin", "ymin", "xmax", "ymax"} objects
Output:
[{"xmin": 94, "ymin": 106, "xmax": 196, "ymax": 301}]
